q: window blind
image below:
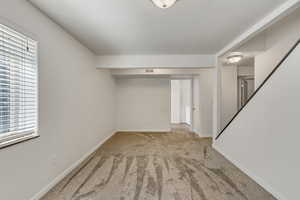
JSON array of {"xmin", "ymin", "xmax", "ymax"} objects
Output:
[{"xmin": 0, "ymin": 23, "xmax": 37, "ymax": 140}]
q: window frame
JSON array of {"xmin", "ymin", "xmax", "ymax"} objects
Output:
[{"xmin": 0, "ymin": 21, "xmax": 39, "ymax": 149}]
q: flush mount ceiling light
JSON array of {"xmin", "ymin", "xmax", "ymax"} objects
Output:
[
  {"xmin": 151, "ymin": 0, "xmax": 178, "ymax": 9},
  {"xmin": 227, "ymin": 52, "xmax": 244, "ymax": 64}
]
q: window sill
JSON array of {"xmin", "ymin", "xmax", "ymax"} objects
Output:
[{"xmin": 0, "ymin": 132, "xmax": 40, "ymax": 150}]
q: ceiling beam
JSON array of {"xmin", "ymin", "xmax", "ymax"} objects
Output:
[{"xmin": 96, "ymin": 54, "xmax": 215, "ymax": 69}]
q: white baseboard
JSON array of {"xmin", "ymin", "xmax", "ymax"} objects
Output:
[
  {"xmin": 213, "ymin": 145, "xmax": 287, "ymax": 200},
  {"xmin": 30, "ymin": 133, "xmax": 114, "ymax": 200}
]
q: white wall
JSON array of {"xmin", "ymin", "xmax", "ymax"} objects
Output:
[
  {"xmin": 0, "ymin": 1, "xmax": 115, "ymax": 200},
  {"xmin": 221, "ymin": 66, "xmax": 238, "ymax": 129},
  {"xmin": 116, "ymin": 78, "xmax": 170, "ymax": 132},
  {"xmin": 238, "ymin": 66, "xmax": 255, "ymax": 76},
  {"xmin": 96, "ymin": 54, "xmax": 215, "ymax": 68},
  {"xmin": 214, "ymin": 41, "xmax": 300, "ymax": 200},
  {"xmin": 193, "ymin": 69, "xmax": 214, "ymax": 137},
  {"xmin": 113, "ymin": 68, "xmax": 214, "ymax": 137},
  {"xmin": 255, "ymin": 8, "xmax": 300, "ymax": 88},
  {"xmin": 220, "ymin": 65, "xmax": 254, "ymax": 131}
]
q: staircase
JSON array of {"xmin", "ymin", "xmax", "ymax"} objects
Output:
[{"xmin": 214, "ymin": 39, "xmax": 300, "ymax": 200}]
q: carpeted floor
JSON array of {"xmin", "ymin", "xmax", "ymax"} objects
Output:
[{"xmin": 42, "ymin": 132, "xmax": 276, "ymax": 200}]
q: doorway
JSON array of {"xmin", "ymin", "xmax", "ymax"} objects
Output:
[
  {"xmin": 238, "ymin": 75, "xmax": 255, "ymax": 109},
  {"xmin": 170, "ymin": 79, "xmax": 193, "ymax": 132}
]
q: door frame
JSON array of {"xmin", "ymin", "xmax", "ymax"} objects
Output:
[
  {"xmin": 169, "ymin": 78, "xmax": 194, "ymax": 130},
  {"xmin": 237, "ymin": 75, "xmax": 255, "ymax": 109}
]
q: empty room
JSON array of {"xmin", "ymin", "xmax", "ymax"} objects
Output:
[{"xmin": 1, "ymin": 0, "xmax": 300, "ymax": 200}]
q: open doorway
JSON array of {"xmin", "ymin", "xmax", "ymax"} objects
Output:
[
  {"xmin": 170, "ymin": 79, "xmax": 193, "ymax": 132},
  {"xmin": 238, "ymin": 75, "xmax": 255, "ymax": 109}
]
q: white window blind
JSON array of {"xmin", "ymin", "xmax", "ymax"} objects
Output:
[{"xmin": 0, "ymin": 23, "xmax": 38, "ymax": 148}]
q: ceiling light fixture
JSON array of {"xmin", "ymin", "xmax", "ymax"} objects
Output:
[
  {"xmin": 151, "ymin": 0, "xmax": 178, "ymax": 9},
  {"xmin": 227, "ymin": 52, "xmax": 244, "ymax": 64}
]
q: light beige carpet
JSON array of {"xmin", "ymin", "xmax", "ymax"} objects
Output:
[{"xmin": 42, "ymin": 132, "xmax": 276, "ymax": 200}]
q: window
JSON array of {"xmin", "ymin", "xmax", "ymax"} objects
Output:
[{"xmin": 0, "ymin": 23, "xmax": 38, "ymax": 148}]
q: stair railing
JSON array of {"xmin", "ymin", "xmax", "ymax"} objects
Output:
[{"xmin": 216, "ymin": 39, "xmax": 300, "ymax": 140}]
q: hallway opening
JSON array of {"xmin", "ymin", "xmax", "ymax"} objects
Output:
[{"xmin": 170, "ymin": 79, "xmax": 193, "ymax": 132}]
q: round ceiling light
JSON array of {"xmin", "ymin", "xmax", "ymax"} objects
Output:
[
  {"xmin": 151, "ymin": 0, "xmax": 178, "ymax": 9},
  {"xmin": 227, "ymin": 52, "xmax": 244, "ymax": 64}
]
